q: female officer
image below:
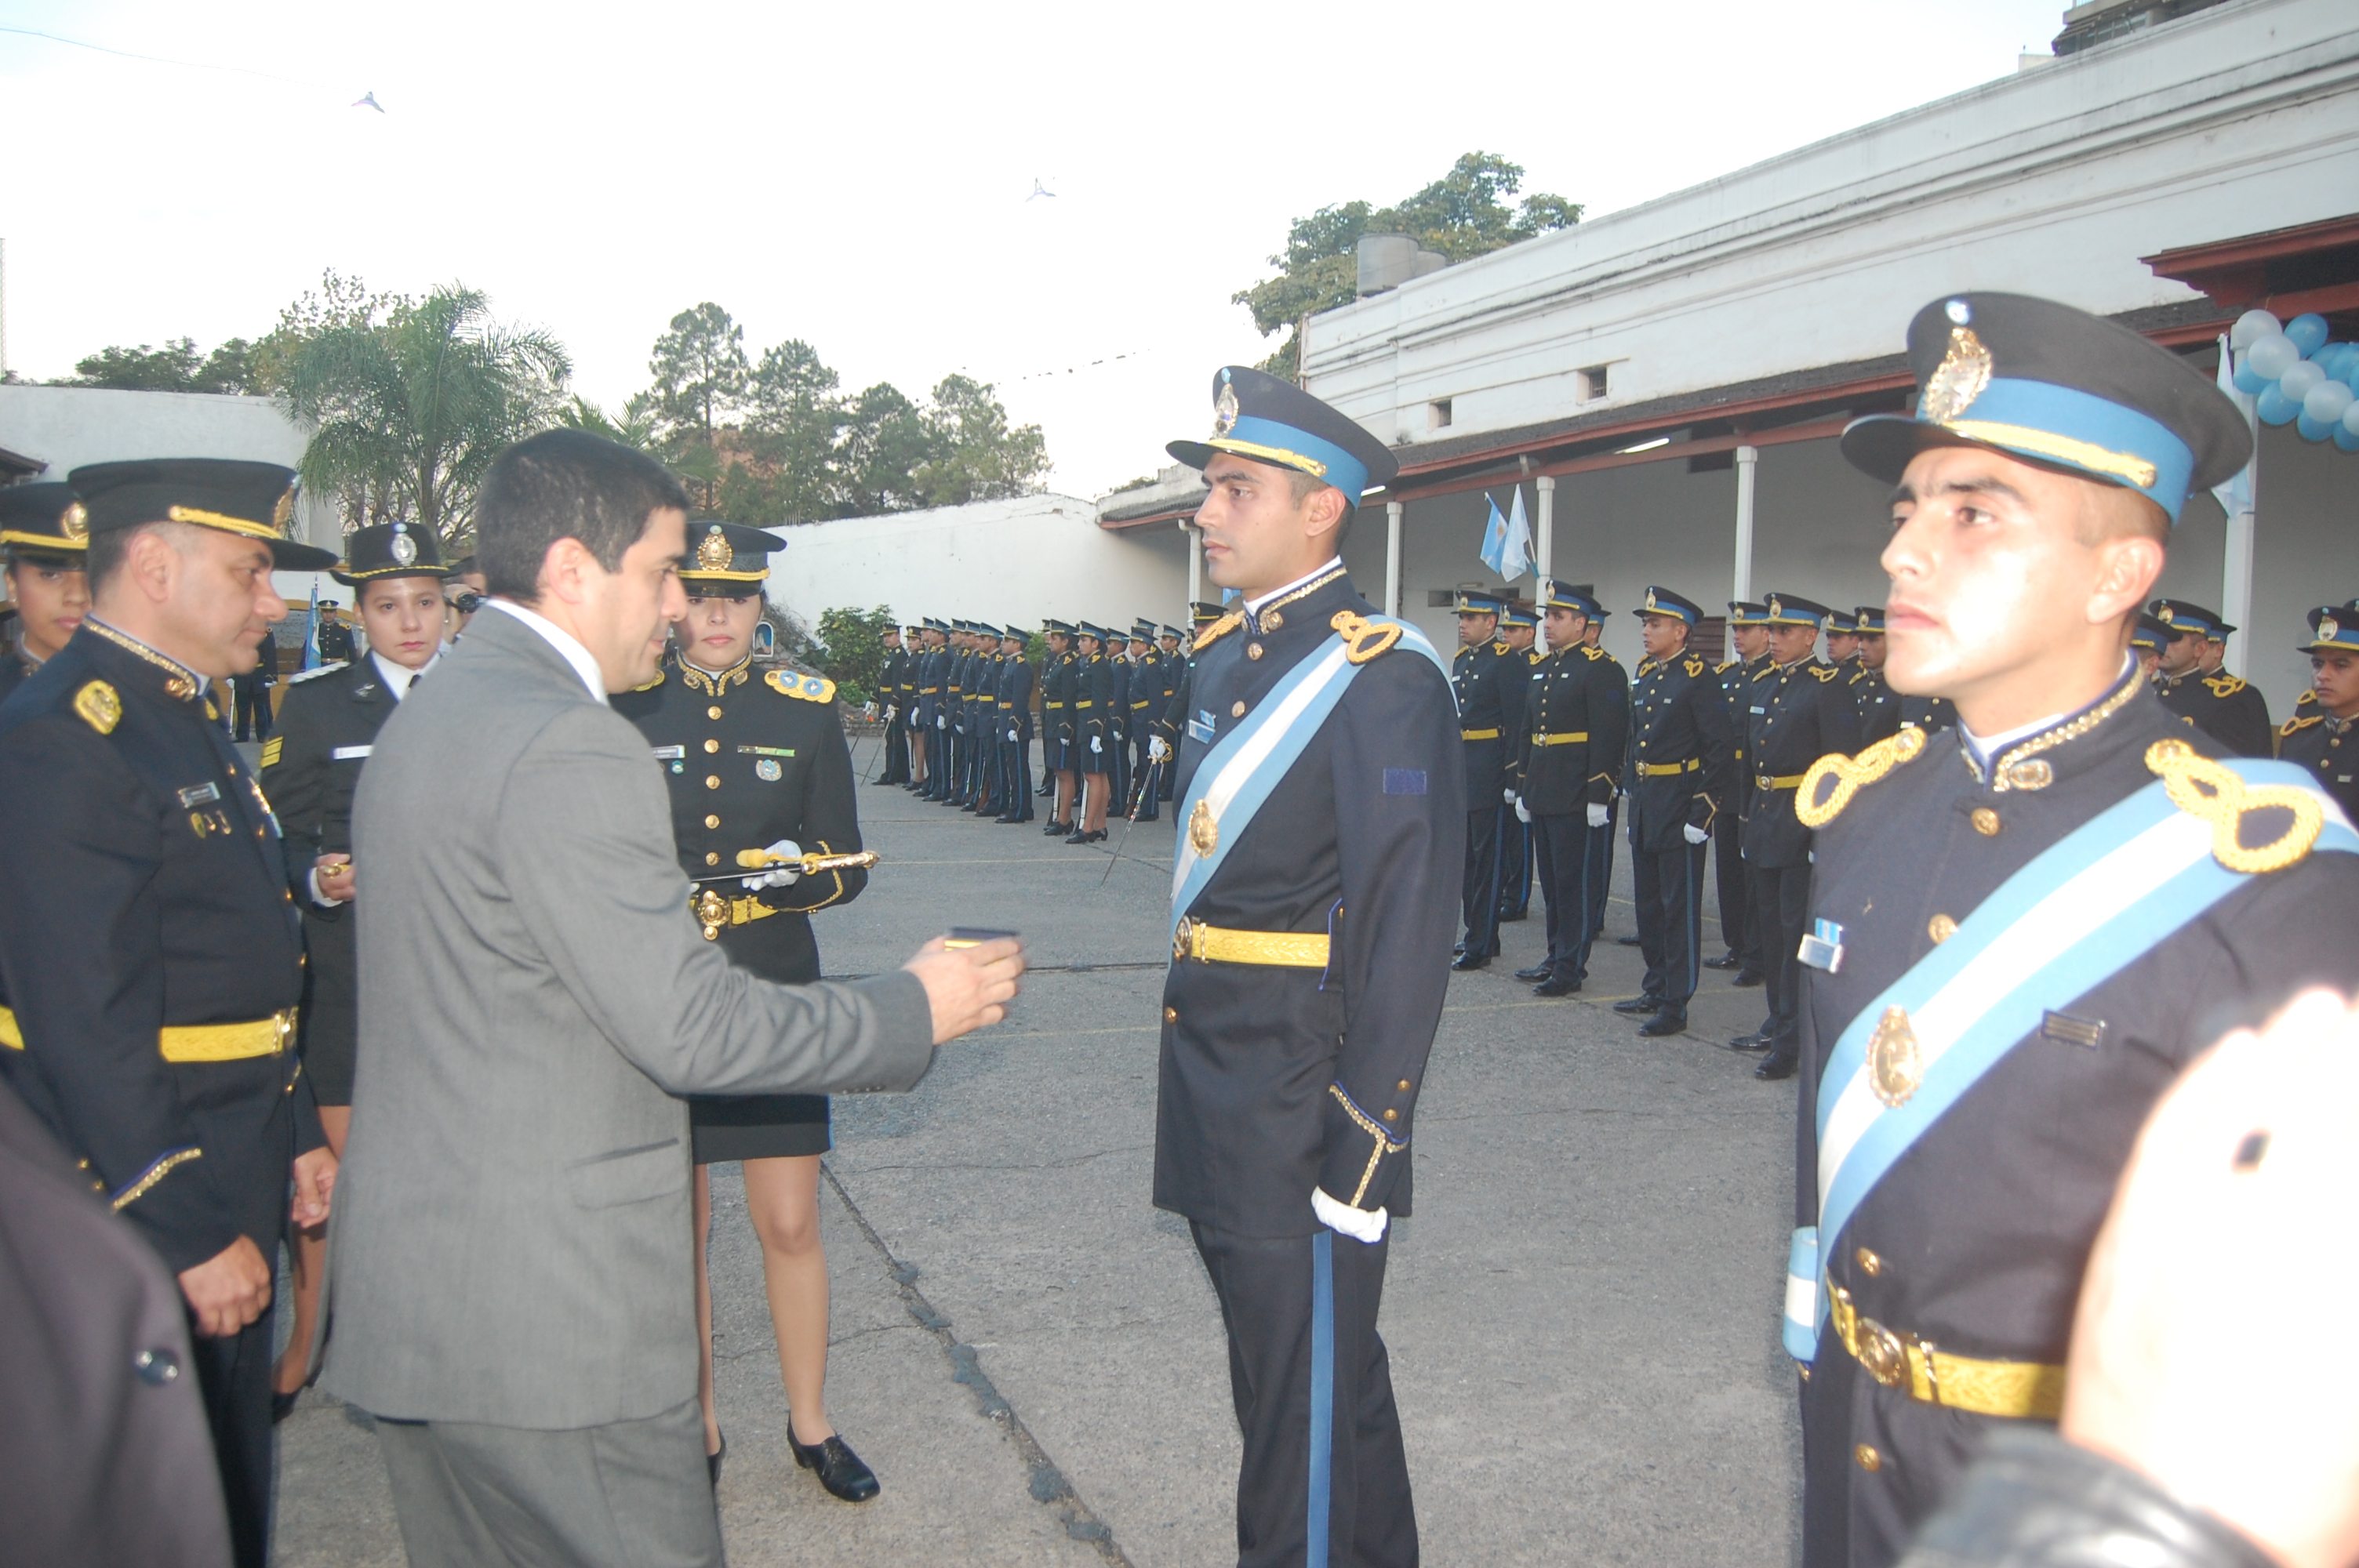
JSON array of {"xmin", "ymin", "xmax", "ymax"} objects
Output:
[
  {"xmin": 260, "ymin": 521, "xmax": 449, "ymax": 1414},
  {"xmin": 612, "ymin": 520, "xmax": 879, "ymax": 1502}
]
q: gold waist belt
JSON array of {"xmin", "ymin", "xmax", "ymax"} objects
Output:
[
  {"xmin": 1171, "ymin": 917, "xmax": 1331, "ymax": 968},
  {"xmin": 1531, "ymin": 731, "xmax": 1590, "ymax": 746},
  {"xmin": 0, "ymin": 1005, "xmax": 293, "ymax": 1064},
  {"xmin": 1637, "ymin": 758, "xmax": 1701, "ymax": 777},
  {"xmin": 692, "ymin": 890, "xmax": 780, "ymax": 941},
  {"xmin": 1830, "ymin": 1287, "xmax": 2064, "ymax": 1421},
  {"xmin": 1044, "ymin": 701, "xmax": 1064, "ymax": 709},
  {"xmin": 1757, "ymin": 773, "xmax": 1806, "ymax": 791},
  {"xmin": 1460, "ymin": 728, "xmax": 1501, "ymax": 742},
  {"xmin": 1076, "ymin": 701, "xmax": 1094, "ymax": 709}
]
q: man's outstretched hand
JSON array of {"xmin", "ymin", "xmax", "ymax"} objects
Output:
[{"xmin": 903, "ymin": 936, "xmax": 1026, "ymax": 1044}]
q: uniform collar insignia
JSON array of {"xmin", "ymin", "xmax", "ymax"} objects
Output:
[{"xmin": 679, "ymin": 648, "xmax": 754, "ymax": 696}]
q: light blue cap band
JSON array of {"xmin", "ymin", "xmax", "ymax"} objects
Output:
[
  {"xmin": 1936, "ymin": 377, "xmax": 2197, "ymax": 523},
  {"xmin": 1212, "ymin": 415, "xmax": 1372, "ymax": 500}
]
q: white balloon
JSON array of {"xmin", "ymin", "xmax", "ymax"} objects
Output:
[
  {"xmin": 2245, "ymin": 333, "xmax": 2301, "ymax": 381},
  {"xmin": 2278, "ymin": 361, "xmax": 2326, "ymax": 401},
  {"xmin": 2344, "ymin": 401, "xmax": 2359, "ymax": 437},
  {"xmin": 2303, "ymin": 380, "xmax": 2354, "ymax": 423},
  {"xmin": 2229, "ymin": 309, "xmax": 2282, "ymax": 350}
]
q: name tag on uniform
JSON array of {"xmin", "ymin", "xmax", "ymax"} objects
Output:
[
  {"xmin": 176, "ymin": 782, "xmax": 222, "ymax": 808},
  {"xmin": 649, "ymin": 745, "xmax": 685, "ymax": 760},
  {"xmin": 331, "ymin": 746, "xmax": 374, "ymax": 760},
  {"xmin": 1797, "ymin": 917, "xmax": 1845, "ymax": 973},
  {"xmin": 1750, "ymin": 706, "xmax": 1767, "ymax": 716}
]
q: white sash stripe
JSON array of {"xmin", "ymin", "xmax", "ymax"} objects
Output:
[{"xmin": 1170, "ymin": 641, "xmax": 1354, "ymax": 903}]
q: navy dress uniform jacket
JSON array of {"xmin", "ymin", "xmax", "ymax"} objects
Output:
[
  {"xmin": 0, "ymin": 623, "xmax": 322, "ymax": 1275},
  {"xmin": 1451, "ymin": 637, "xmax": 1513, "ymax": 802},
  {"xmin": 1743, "ymin": 659, "xmax": 1862, "ymax": 869},
  {"xmin": 1624, "ymin": 648, "xmax": 1733, "ymax": 851},
  {"xmin": 1795, "ymin": 681, "xmax": 2359, "ymax": 1568},
  {"xmin": 1513, "ymin": 643, "xmax": 1630, "ymax": 815},
  {"xmin": 2154, "ymin": 666, "xmax": 2274, "ymax": 757},
  {"xmin": 996, "ymin": 654, "xmax": 1035, "ymax": 741},
  {"xmin": 2277, "ymin": 710, "xmax": 2358, "ymax": 822},
  {"xmin": 1156, "ymin": 572, "xmax": 1463, "ymax": 1235}
]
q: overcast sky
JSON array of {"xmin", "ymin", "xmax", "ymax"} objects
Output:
[{"xmin": 2, "ymin": 0, "xmax": 2068, "ymax": 498}]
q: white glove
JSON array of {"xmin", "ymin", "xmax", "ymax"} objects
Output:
[
  {"xmin": 936, "ymin": 714, "xmax": 947, "ymax": 729},
  {"xmin": 863, "ymin": 700, "xmax": 877, "ymax": 720},
  {"xmin": 1514, "ymin": 798, "xmax": 1531, "ymax": 824},
  {"xmin": 1312, "ymin": 1187, "xmax": 1389, "ymax": 1243},
  {"xmin": 740, "ymin": 839, "xmax": 803, "ymax": 891},
  {"xmin": 1503, "ymin": 788, "xmax": 1518, "ymax": 804},
  {"xmin": 1090, "ymin": 735, "xmax": 1103, "ymax": 754},
  {"xmin": 1007, "ymin": 728, "xmax": 1018, "ymax": 742},
  {"xmin": 1587, "ymin": 803, "xmax": 1610, "ymax": 828},
  {"xmin": 1682, "ymin": 822, "xmax": 1710, "ymax": 845},
  {"xmin": 883, "ymin": 705, "xmax": 896, "ymax": 723},
  {"xmin": 1149, "ymin": 735, "xmax": 1171, "ymax": 762}
]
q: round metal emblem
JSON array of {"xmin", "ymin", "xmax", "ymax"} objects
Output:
[
  {"xmin": 696, "ymin": 526, "xmax": 732, "ymax": 571},
  {"xmin": 1212, "ymin": 379, "xmax": 1239, "ymax": 438},
  {"xmin": 1867, "ymin": 1006, "xmax": 1922, "ymax": 1109},
  {"xmin": 804, "ymin": 677, "xmax": 827, "ymax": 698},
  {"xmin": 1854, "ymin": 1318, "xmax": 1909, "ymax": 1388},
  {"xmin": 2321, "ymin": 615, "xmax": 2342, "ymax": 642},
  {"xmin": 1920, "ymin": 326, "xmax": 1994, "ymax": 425},
  {"xmin": 755, "ymin": 758, "xmax": 782, "ymax": 781},
  {"xmin": 60, "ymin": 501, "xmax": 88, "ymax": 541},
  {"xmin": 1187, "ymin": 798, "xmax": 1218, "ymax": 856},
  {"xmin": 389, "ymin": 528, "xmax": 418, "ymax": 566}
]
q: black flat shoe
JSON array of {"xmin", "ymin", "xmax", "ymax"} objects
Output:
[
  {"xmin": 1725, "ymin": 1033, "xmax": 1772, "ymax": 1053},
  {"xmin": 1616, "ymin": 934, "xmax": 1642, "ymax": 946},
  {"xmin": 789, "ymin": 1428, "xmax": 880, "ymax": 1503},
  {"xmin": 1449, "ymin": 952, "xmax": 1489, "ymax": 971},
  {"xmin": 1044, "ymin": 820, "xmax": 1072, "ymax": 836},
  {"xmin": 1513, "ymin": 964, "xmax": 1553, "ymax": 982},
  {"xmin": 1755, "ymin": 1054, "xmax": 1798, "ymax": 1080},
  {"xmin": 1452, "ymin": 940, "xmax": 1465, "ymax": 956},
  {"xmin": 1498, "ymin": 909, "xmax": 1528, "ymax": 923},
  {"xmin": 1637, "ymin": 1011, "xmax": 1688, "ymax": 1038},
  {"xmin": 1611, "ymin": 995, "xmax": 1663, "ymax": 1014},
  {"xmin": 1703, "ymin": 953, "xmax": 1743, "ymax": 971},
  {"xmin": 708, "ymin": 1431, "xmax": 727, "ymax": 1488},
  {"xmin": 270, "ymin": 1362, "xmax": 322, "ymax": 1425},
  {"xmin": 1532, "ymin": 975, "xmax": 1581, "ymax": 997},
  {"xmin": 1731, "ymin": 970, "xmax": 1765, "ymax": 989}
]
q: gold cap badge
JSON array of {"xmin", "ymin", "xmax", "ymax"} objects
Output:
[
  {"xmin": 1212, "ymin": 378, "xmax": 1239, "ymax": 438},
  {"xmin": 389, "ymin": 525, "xmax": 418, "ymax": 566},
  {"xmin": 2320, "ymin": 614, "xmax": 2340, "ymax": 642},
  {"xmin": 696, "ymin": 525, "xmax": 732, "ymax": 571},
  {"xmin": 2157, "ymin": 605, "xmax": 2175, "ymax": 624},
  {"xmin": 1919, "ymin": 326, "xmax": 1994, "ymax": 425},
  {"xmin": 273, "ymin": 487, "xmax": 296, "ymax": 532},
  {"xmin": 60, "ymin": 501, "xmax": 88, "ymax": 541}
]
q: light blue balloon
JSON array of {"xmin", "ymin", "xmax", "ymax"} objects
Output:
[
  {"xmin": 2318, "ymin": 343, "xmax": 2357, "ymax": 383},
  {"xmin": 2285, "ymin": 313, "xmax": 2330, "ymax": 358},
  {"xmin": 2338, "ymin": 425, "xmax": 2359, "ymax": 454},
  {"xmin": 2255, "ymin": 385, "xmax": 2299, "ymax": 426},
  {"xmin": 2296, "ymin": 414, "xmax": 2333, "ymax": 442},
  {"xmin": 2233, "ymin": 363, "xmax": 2271, "ymax": 395}
]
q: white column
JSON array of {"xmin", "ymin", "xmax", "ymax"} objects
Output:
[
  {"xmin": 1534, "ymin": 474, "xmax": 1556, "ymax": 650},
  {"xmin": 1384, "ymin": 500, "xmax": 1404, "ymax": 617},
  {"xmin": 2219, "ymin": 425, "xmax": 2259, "ymax": 678},
  {"xmin": 1732, "ymin": 445, "xmax": 1759, "ymax": 606},
  {"xmin": 1185, "ymin": 521, "xmax": 1202, "ymax": 606}
]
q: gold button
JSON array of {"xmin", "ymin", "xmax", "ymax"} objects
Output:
[
  {"xmin": 704, "ymin": 739, "xmax": 721, "ymax": 753},
  {"xmin": 1856, "ymin": 1247, "xmax": 1883, "ymax": 1277},
  {"xmin": 1855, "ymin": 1444, "xmax": 1883, "ymax": 1473},
  {"xmin": 1972, "ymin": 807, "xmax": 2000, "ymax": 836},
  {"xmin": 1162, "ymin": 1007, "xmax": 1177, "ymax": 1023},
  {"xmin": 706, "ymin": 775, "xmax": 720, "ymax": 789},
  {"xmin": 705, "ymin": 851, "xmax": 720, "ymax": 866},
  {"xmin": 708, "ymin": 706, "xmax": 723, "ymax": 720},
  {"xmin": 1248, "ymin": 642, "xmax": 1263, "ymax": 660},
  {"xmin": 1263, "ymin": 610, "xmax": 1283, "ymax": 630},
  {"xmin": 1382, "ymin": 1108, "xmax": 1398, "ymax": 1122},
  {"xmin": 1232, "ymin": 701, "xmax": 1247, "ymax": 718},
  {"xmin": 1928, "ymin": 913, "xmax": 1957, "ymax": 944},
  {"xmin": 705, "ymin": 815, "xmax": 720, "ymax": 829},
  {"xmin": 1398, "ymin": 1079, "xmax": 1412, "ymax": 1092}
]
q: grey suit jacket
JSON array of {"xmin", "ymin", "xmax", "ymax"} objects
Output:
[{"xmin": 322, "ymin": 607, "xmax": 935, "ymax": 1427}]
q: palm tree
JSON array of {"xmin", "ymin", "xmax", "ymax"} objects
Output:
[{"xmin": 282, "ymin": 285, "xmax": 571, "ymax": 545}]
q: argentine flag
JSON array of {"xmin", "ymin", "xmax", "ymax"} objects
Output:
[
  {"xmin": 1479, "ymin": 488, "xmax": 1533, "ymax": 580},
  {"xmin": 1478, "ymin": 494, "xmax": 1509, "ymax": 577}
]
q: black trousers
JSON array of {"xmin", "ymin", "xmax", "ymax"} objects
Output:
[
  {"xmin": 1459, "ymin": 806, "xmax": 1504, "ymax": 959},
  {"xmin": 1190, "ymin": 1222, "xmax": 1416, "ymax": 1568},
  {"xmin": 195, "ymin": 1305, "xmax": 275, "ymax": 1568},
  {"xmin": 974, "ymin": 730, "xmax": 1001, "ymax": 813},
  {"xmin": 1110, "ymin": 727, "xmax": 1132, "ymax": 816},
  {"xmin": 1749, "ymin": 862, "xmax": 1812, "ymax": 1061},
  {"xmin": 233, "ymin": 677, "xmax": 273, "ymax": 742},
  {"xmin": 1714, "ymin": 810, "xmax": 1752, "ymax": 963},
  {"xmin": 1632, "ymin": 840, "xmax": 1707, "ymax": 1011},
  {"xmin": 1496, "ymin": 809, "xmax": 1531, "ymax": 917},
  {"xmin": 1531, "ymin": 813, "xmax": 1600, "ymax": 982},
  {"xmin": 879, "ymin": 717, "xmax": 910, "ymax": 783},
  {"xmin": 921, "ymin": 724, "xmax": 948, "ymax": 797},
  {"xmin": 1586, "ymin": 798, "xmax": 1618, "ymax": 939},
  {"xmin": 998, "ymin": 737, "xmax": 1034, "ymax": 818},
  {"xmin": 1131, "ymin": 732, "xmax": 1161, "ymax": 819}
]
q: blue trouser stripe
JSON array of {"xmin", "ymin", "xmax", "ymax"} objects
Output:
[{"xmin": 1307, "ymin": 1229, "xmax": 1334, "ymax": 1568}]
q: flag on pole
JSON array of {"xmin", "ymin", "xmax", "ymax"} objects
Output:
[
  {"xmin": 1501, "ymin": 485, "xmax": 1533, "ymax": 580},
  {"xmin": 1478, "ymin": 494, "xmax": 1509, "ymax": 577},
  {"xmin": 301, "ymin": 593, "xmax": 322, "ymax": 672},
  {"xmin": 2210, "ymin": 334, "xmax": 2257, "ymax": 521}
]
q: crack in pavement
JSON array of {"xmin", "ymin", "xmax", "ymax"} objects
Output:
[{"xmin": 821, "ymin": 1160, "xmax": 1132, "ymax": 1564}]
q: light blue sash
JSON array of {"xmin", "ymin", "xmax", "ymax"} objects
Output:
[
  {"xmin": 1784, "ymin": 760, "xmax": 2356, "ymax": 1361},
  {"xmin": 1170, "ymin": 618, "xmax": 1446, "ymax": 938}
]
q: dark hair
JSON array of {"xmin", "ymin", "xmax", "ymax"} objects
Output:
[
  {"xmin": 475, "ymin": 430, "xmax": 690, "ymax": 601},
  {"xmin": 85, "ymin": 521, "xmax": 162, "ymax": 591}
]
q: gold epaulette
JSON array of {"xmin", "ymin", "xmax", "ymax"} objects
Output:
[
  {"xmin": 2146, "ymin": 738, "xmax": 2319, "ymax": 873},
  {"xmin": 1635, "ymin": 658, "xmax": 1656, "ymax": 677},
  {"xmin": 1796, "ymin": 726, "xmax": 1928, "ymax": 828},
  {"xmin": 2295, "ymin": 688, "xmax": 2317, "ymax": 709},
  {"xmin": 2281, "ymin": 713, "xmax": 2324, "ymax": 736},
  {"xmin": 1329, "ymin": 611, "xmax": 1402, "ymax": 665},
  {"xmin": 1682, "ymin": 654, "xmax": 1706, "ymax": 677},
  {"xmin": 1714, "ymin": 659, "xmax": 1738, "ymax": 673},
  {"xmin": 1807, "ymin": 663, "xmax": 1840, "ymax": 683},
  {"xmin": 1193, "ymin": 611, "xmax": 1243, "ymax": 652},
  {"xmin": 1580, "ymin": 644, "xmax": 1608, "ymax": 662},
  {"xmin": 1527, "ymin": 648, "xmax": 1547, "ymax": 665},
  {"xmin": 1490, "ymin": 639, "xmax": 1508, "ymax": 655},
  {"xmin": 74, "ymin": 680, "xmax": 121, "ymax": 735},
  {"xmin": 767, "ymin": 670, "xmax": 837, "ymax": 702},
  {"xmin": 2203, "ymin": 673, "xmax": 2248, "ymax": 697}
]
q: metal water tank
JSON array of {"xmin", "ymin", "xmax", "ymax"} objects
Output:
[{"xmin": 1357, "ymin": 234, "xmax": 1418, "ymax": 296}]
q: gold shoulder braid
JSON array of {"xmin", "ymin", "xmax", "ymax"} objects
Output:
[
  {"xmin": 1797, "ymin": 727, "xmax": 1927, "ymax": 828},
  {"xmin": 2145, "ymin": 739, "xmax": 2321, "ymax": 874},
  {"xmin": 1329, "ymin": 611, "xmax": 1401, "ymax": 665},
  {"xmin": 1193, "ymin": 610, "xmax": 1244, "ymax": 652}
]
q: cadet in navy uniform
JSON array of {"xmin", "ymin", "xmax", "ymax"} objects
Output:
[
  {"xmin": 1448, "ymin": 590, "xmax": 1512, "ymax": 970},
  {"xmin": 612, "ymin": 520, "xmax": 881, "ymax": 1502},
  {"xmin": 1572, "ymin": 598, "xmax": 1627, "ymax": 946},
  {"xmin": 0, "ymin": 482, "xmax": 92, "ymax": 703},
  {"xmin": 873, "ymin": 624, "xmax": 911, "ymax": 786},
  {"xmin": 1704, "ymin": 603, "xmax": 1771, "ymax": 981},
  {"xmin": 1611, "ymin": 588, "xmax": 1733, "ymax": 1038},
  {"xmin": 1507, "ymin": 583, "xmax": 1629, "ymax": 996},
  {"xmin": 1040, "ymin": 621, "xmax": 1079, "ymax": 832},
  {"xmin": 1492, "ymin": 602, "xmax": 1539, "ymax": 923},
  {"xmin": 1148, "ymin": 606, "xmax": 1219, "ymax": 797},
  {"xmin": 908, "ymin": 619, "xmax": 944, "ymax": 793},
  {"xmin": 1851, "ymin": 608, "xmax": 1899, "ymax": 744},
  {"xmin": 994, "ymin": 626, "xmax": 1036, "ymax": 822},
  {"xmin": 1736, "ymin": 593, "xmax": 1859, "ymax": 1080},
  {"xmin": 1103, "ymin": 623, "xmax": 1132, "ymax": 819},
  {"xmin": 2277, "ymin": 604, "xmax": 2359, "ymax": 821},
  {"xmin": 1789, "ymin": 292, "xmax": 2359, "ymax": 1568},
  {"xmin": 1160, "ymin": 366, "xmax": 1458, "ymax": 1568},
  {"xmin": 258, "ymin": 520, "xmax": 449, "ymax": 1416},
  {"xmin": 1126, "ymin": 622, "xmax": 1164, "ymax": 818},
  {"xmin": 2149, "ymin": 599, "xmax": 2273, "ymax": 756},
  {"xmin": 0, "ymin": 459, "xmax": 342, "ymax": 1568},
  {"xmin": 1071, "ymin": 624, "xmax": 1113, "ymax": 844}
]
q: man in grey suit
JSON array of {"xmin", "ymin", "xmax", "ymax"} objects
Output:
[{"xmin": 322, "ymin": 431, "xmax": 1023, "ymax": 1568}]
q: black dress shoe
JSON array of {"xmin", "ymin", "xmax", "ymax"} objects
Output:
[
  {"xmin": 1731, "ymin": 969, "xmax": 1765, "ymax": 989},
  {"xmin": 271, "ymin": 1363, "xmax": 322, "ymax": 1425},
  {"xmin": 1725, "ymin": 1033, "xmax": 1772, "ymax": 1053},
  {"xmin": 707, "ymin": 1431, "xmax": 727, "ymax": 1487},
  {"xmin": 1045, "ymin": 820, "xmax": 1072, "ymax": 836},
  {"xmin": 1755, "ymin": 1054, "xmax": 1798, "ymax": 1080},
  {"xmin": 1637, "ymin": 1011, "xmax": 1688, "ymax": 1038},
  {"xmin": 1513, "ymin": 964, "xmax": 1553, "ymax": 982},
  {"xmin": 1612, "ymin": 995, "xmax": 1663, "ymax": 1014},
  {"xmin": 1449, "ymin": 952, "xmax": 1489, "ymax": 971},
  {"xmin": 1498, "ymin": 909, "xmax": 1528, "ymax": 923},
  {"xmin": 1532, "ymin": 975, "xmax": 1581, "ymax": 997},
  {"xmin": 789, "ymin": 1428, "xmax": 880, "ymax": 1503},
  {"xmin": 1615, "ymin": 934, "xmax": 1642, "ymax": 946},
  {"xmin": 1703, "ymin": 952, "xmax": 1744, "ymax": 971},
  {"xmin": 1452, "ymin": 940, "xmax": 1465, "ymax": 956}
]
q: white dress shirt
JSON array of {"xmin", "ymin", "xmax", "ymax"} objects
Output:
[{"xmin": 484, "ymin": 597, "xmax": 609, "ymax": 705}]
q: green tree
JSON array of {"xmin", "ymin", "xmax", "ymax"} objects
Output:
[
  {"xmin": 282, "ymin": 284, "xmax": 572, "ymax": 543},
  {"xmin": 836, "ymin": 383, "xmax": 936, "ymax": 516},
  {"xmin": 648, "ymin": 302, "xmax": 750, "ymax": 509},
  {"xmin": 812, "ymin": 604, "xmax": 898, "ymax": 706},
  {"xmin": 556, "ymin": 390, "xmax": 661, "ymax": 452},
  {"xmin": 1234, "ymin": 151, "xmax": 1581, "ymax": 378},
  {"xmin": 914, "ymin": 373, "xmax": 1050, "ymax": 506},
  {"xmin": 67, "ymin": 336, "xmax": 259, "ymax": 394},
  {"xmin": 732, "ymin": 339, "xmax": 845, "ymax": 524}
]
